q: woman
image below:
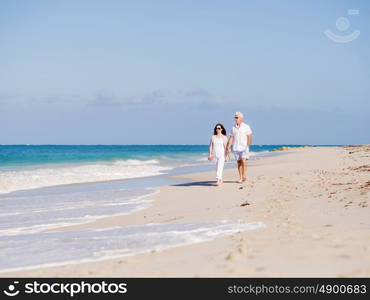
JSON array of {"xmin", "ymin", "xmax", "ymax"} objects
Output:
[{"xmin": 208, "ymin": 123, "xmax": 230, "ymax": 186}]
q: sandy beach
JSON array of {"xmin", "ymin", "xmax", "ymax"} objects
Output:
[{"xmin": 1, "ymin": 145, "xmax": 370, "ymax": 277}]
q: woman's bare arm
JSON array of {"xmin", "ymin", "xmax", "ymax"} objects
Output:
[{"xmin": 208, "ymin": 137, "xmax": 213, "ymax": 160}]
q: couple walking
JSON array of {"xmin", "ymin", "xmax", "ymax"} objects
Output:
[{"xmin": 208, "ymin": 111, "xmax": 253, "ymax": 186}]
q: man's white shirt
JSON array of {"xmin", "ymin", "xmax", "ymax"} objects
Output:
[{"xmin": 230, "ymin": 122, "xmax": 253, "ymax": 152}]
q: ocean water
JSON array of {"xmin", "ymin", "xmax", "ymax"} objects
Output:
[
  {"xmin": 0, "ymin": 144, "xmax": 309, "ymax": 271},
  {"xmin": 0, "ymin": 144, "xmax": 304, "ymax": 194}
]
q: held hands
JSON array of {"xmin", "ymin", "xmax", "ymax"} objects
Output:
[
  {"xmin": 208, "ymin": 154, "xmax": 212, "ymax": 161},
  {"xmin": 225, "ymin": 148, "xmax": 230, "ymax": 161}
]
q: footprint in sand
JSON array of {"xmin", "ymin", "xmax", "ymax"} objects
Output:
[
  {"xmin": 225, "ymin": 252, "xmax": 237, "ymax": 260},
  {"xmin": 162, "ymin": 216, "xmax": 184, "ymax": 222},
  {"xmin": 118, "ymin": 260, "xmax": 128, "ymax": 264},
  {"xmin": 225, "ymin": 242, "xmax": 247, "ymax": 260},
  {"xmin": 237, "ymin": 242, "xmax": 247, "ymax": 253}
]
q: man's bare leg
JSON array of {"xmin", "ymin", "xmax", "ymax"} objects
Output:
[
  {"xmin": 237, "ymin": 160, "xmax": 243, "ymax": 182},
  {"xmin": 242, "ymin": 158, "xmax": 247, "ymax": 181}
]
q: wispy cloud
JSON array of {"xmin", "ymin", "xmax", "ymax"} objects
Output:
[
  {"xmin": 0, "ymin": 88, "xmax": 233, "ymax": 114},
  {"xmin": 85, "ymin": 88, "xmax": 232, "ymax": 109}
]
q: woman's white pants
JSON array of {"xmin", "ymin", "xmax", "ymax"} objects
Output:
[{"xmin": 215, "ymin": 156, "xmax": 225, "ymax": 180}]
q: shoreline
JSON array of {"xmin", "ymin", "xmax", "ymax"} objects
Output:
[
  {"xmin": 0, "ymin": 147, "xmax": 293, "ymax": 196},
  {"xmin": 1, "ymin": 145, "xmax": 369, "ymax": 277},
  {"xmin": 40, "ymin": 149, "xmax": 293, "ymax": 232}
]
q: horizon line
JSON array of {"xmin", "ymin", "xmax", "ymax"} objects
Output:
[{"xmin": 0, "ymin": 144, "xmax": 350, "ymax": 146}]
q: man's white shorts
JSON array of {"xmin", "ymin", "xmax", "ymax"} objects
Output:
[{"xmin": 234, "ymin": 151, "xmax": 249, "ymax": 161}]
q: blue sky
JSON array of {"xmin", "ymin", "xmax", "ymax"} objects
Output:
[{"xmin": 0, "ymin": 0, "xmax": 369, "ymax": 145}]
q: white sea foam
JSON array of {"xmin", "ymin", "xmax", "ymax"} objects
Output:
[
  {"xmin": 250, "ymin": 150, "xmax": 270, "ymax": 156},
  {"xmin": 196, "ymin": 157, "xmax": 209, "ymax": 162},
  {"xmin": 176, "ymin": 163, "xmax": 202, "ymax": 168},
  {"xmin": 0, "ymin": 220, "xmax": 265, "ymax": 273},
  {"xmin": 0, "ymin": 188, "xmax": 159, "ymax": 236},
  {"xmin": 0, "ymin": 159, "xmax": 172, "ymax": 194}
]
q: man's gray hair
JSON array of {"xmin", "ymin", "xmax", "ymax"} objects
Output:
[{"xmin": 234, "ymin": 111, "xmax": 244, "ymax": 118}]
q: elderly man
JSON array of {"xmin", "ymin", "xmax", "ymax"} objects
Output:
[{"xmin": 226, "ymin": 112, "xmax": 253, "ymax": 183}]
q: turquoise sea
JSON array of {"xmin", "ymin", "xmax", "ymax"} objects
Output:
[
  {"xmin": 0, "ymin": 144, "xmax": 311, "ymax": 194},
  {"xmin": 0, "ymin": 144, "xmax": 305, "ymax": 168}
]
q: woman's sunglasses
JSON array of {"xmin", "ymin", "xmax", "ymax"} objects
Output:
[{"xmin": 216, "ymin": 127, "xmax": 222, "ymax": 130}]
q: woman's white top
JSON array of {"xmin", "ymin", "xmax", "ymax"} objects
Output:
[
  {"xmin": 210, "ymin": 135, "xmax": 228, "ymax": 159},
  {"xmin": 213, "ymin": 136, "xmax": 225, "ymax": 158}
]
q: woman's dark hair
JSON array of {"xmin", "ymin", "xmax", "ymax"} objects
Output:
[{"xmin": 213, "ymin": 123, "xmax": 226, "ymax": 136}]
